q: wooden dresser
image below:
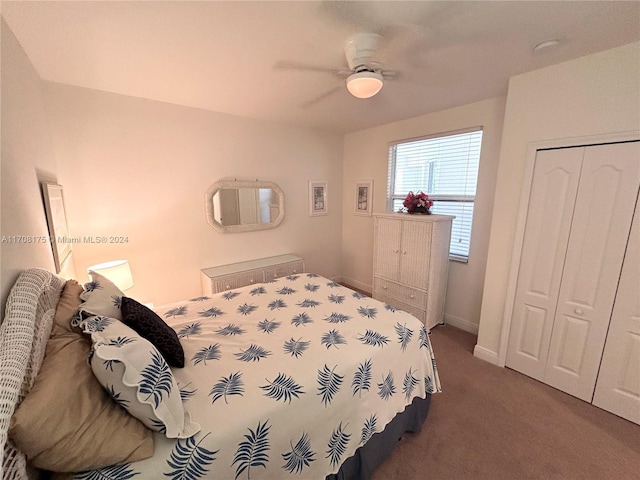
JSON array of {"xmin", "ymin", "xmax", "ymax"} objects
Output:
[
  {"xmin": 372, "ymin": 213, "xmax": 454, "ymax": 329},
  {"xmin": 201, "ymin": 254, "xmax": 305, "ymax": 294}
]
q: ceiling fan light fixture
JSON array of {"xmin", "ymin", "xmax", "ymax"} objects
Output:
[{"xmin": 346, "ymin": 71, "xmax": 384, "ymax": 99}]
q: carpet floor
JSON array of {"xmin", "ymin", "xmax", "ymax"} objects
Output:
[{"xmin": 371, "ymin": 325, "xmax": 640, "ymax": 480}]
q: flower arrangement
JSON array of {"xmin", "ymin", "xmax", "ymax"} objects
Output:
[{"xmin": 402, "ymin": 191, "xmax": 433, "ymax": 214}]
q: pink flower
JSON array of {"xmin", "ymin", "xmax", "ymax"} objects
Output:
[{"xmin": 402, "ymin": 191, "xmax": 433, "ymax": 213}]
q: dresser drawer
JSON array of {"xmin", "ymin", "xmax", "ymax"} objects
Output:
[
  {"xmin": 373, "ymin": 277, "xmax": 427, "ymax": 309},
  {"xmin": 372, "ymin": 292, "xmax": 427, "ymax": 326},
  {"xmin": 212, "ymin": 270, "xmax": 263, "ymax": 292},
  {"xmin": 263, "ymin": 260, "xmax": 305, "ymax": 281},
  {"xmin": 202, "ymin": 255, "xmax": 305, "ymax": 295}
]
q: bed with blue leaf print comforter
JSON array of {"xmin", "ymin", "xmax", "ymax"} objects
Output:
[{"xmin": 73, "ymin": 274, "xmax": 441, "ymax": 480}]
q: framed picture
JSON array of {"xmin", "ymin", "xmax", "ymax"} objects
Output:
[
  {"xmin": 354, "ymin": 180, "xmax": 373, "ymax": 216},
  {"xmin": 41, "ymin": 182, "xmax": 72, "ymax": 273},
  {"xmin": 309, "ymin": 180, "xmax": 328, "ymax": 216}
]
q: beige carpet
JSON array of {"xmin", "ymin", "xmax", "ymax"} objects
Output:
[{"xmin": 371, "ymin": 325, "xmax": 640, "ymax": 480}]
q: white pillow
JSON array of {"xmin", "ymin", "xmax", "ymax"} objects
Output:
[
  {"xmin": 85, "ymin": 316, "xmax": 200, "ymax": 439},
  {"xmin": 79, "ymin": 270, "xmax": 124, "ymax": 320}
]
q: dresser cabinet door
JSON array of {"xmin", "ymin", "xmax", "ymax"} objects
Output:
[
  {"xmin": 399, "ymin": 220, "xmax": 431, "ymax": 289},
  {"xmin": 374, "ymin": 217, "xmax": 402, "ymax": 280}
]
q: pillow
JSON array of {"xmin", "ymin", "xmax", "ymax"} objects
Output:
[
  {"xmin": 9, "ymin": 282, "xmax": 154, "ymax": 472},
  {"xmin": 79, "ymin": 270, "xmax": 124, "ymax": 320},
  {"xmin": 53, "ymin": 279, "xmax": 84, "ymax": 334},
  {"xmin": 86, "ymin": 317, "xmax": 200, "ymax": 439},
  {"xmin": 121, "ymin": 296, "xmax": 185, "ymax": 368}
]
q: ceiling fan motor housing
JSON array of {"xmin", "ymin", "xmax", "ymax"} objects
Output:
[{"xmin": 344, "ymin": 33, "xmax": 382, "ymax": 71}]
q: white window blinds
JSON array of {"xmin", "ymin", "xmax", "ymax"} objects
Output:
[{"xmin": 387, "ymin": 128, "xmax": 483, "ymax": 261}]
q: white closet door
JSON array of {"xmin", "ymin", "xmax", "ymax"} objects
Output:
[
  {"xmin": 505, "ymin": 148, "xmax": 583, "ymax": 380},
  {"xmin": 544, "ymin": 142, "xmax": 640, "ymax": 401},
  {"xmin": 592, "ymin": 193, "xmax": 640, "ymax": 424}
]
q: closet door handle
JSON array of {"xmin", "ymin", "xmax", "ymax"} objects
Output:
[
  {"xmin": 574, "ymin": 308, "xmax": 584, "ymax": 315},
  {"xmin": 401, "ymin": 251, "xmax": 407, "ymax": 255}
]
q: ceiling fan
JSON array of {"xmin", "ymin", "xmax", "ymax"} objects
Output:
[{"xmin": 275, "ymin": 33, "xmax": 397, "ymax": 107}]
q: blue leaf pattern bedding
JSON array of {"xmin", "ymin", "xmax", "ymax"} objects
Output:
[{"xmin": 74, "ymin": 274, "xmax": 441, "ymax": 479}]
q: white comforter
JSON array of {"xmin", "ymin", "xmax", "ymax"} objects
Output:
[{"xmin": 74, "ymin": 274, "xmax": 441, "ymax": 480}]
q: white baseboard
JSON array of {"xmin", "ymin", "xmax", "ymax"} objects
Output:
[
  {"xmin": 473, "ymin": 344, "xmax": 500, "ymax": 365},
  {"xmin": 338, "ymin": 276, "xmax": 372, "ymax": 295},
  {"xmin": 443, "ymin": 314, "xmax": 479, "ymax": 335}
]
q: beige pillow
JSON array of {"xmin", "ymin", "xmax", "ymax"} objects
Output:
[
  {"xmin": 52, "ymin": 279, "xmax": 84, "ymax": 334},
  {"xmin": 9, "ymin": 280, "xmax": 154, "ymax": 472}
]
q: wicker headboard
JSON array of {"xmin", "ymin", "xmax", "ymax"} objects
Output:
[{"xmin": 0, "ymin": 269, "xmax": 65, "ymax": 479}]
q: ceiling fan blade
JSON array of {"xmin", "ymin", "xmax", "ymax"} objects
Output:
[
  {"xmin": 300, "ymin": 85, "xmax": 343, "ymax": 109},
  {"xmin": 274, "ymin": 60, "xmax": 347, "ymax": 77},
  {"xmin": 380, "ymin": 70, "xmax": 397, "ymax": 80}
]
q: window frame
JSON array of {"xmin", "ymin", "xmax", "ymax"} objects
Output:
[{"xmin": 386, "ymin": 126, "xmax": 483, "ymax": 263}]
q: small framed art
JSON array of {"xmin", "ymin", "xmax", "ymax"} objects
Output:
[
  {"xmin": 41, "ymin": 182, "xmax": 72, "ymax": 273},
  {"xmin": 354, "ymin": 180, "xmax": 373, "ymax": 216},
  {"xmin": 309, "ymin": 180, "xmax": 328, "ymax": 216}
]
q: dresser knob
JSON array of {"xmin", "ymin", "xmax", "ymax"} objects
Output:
[
  {"xmin": 250, "ymin": 280, "xmax": 255, "ymax": 284},
  {"xmin": 409, "ymin": 294, "xmax": 415, "ymax": 299},
  {"xmin": 225, "ymin": 285, "xmax": 231, "ymax": 290},
  {"xmin": 394, "ymin": 249, "xmax": 399, "ymax": 253},
  {"xmin": 273, "ymin": 274, "xmax": 277, "ymax": 278},
  {"xmin": 383, "ymin": 285, "xmax": 387, "ymax": 290},
  {"xmin": 293, "ymin": 270, "xmax": 297, "ymax": 273},
  {"xmin": 402, "ymin": 251, "xmax": 407, "ymax": 255},
  {"xmin": 574, "ymin": 308, "xmax": 583, "ymax": 315}
]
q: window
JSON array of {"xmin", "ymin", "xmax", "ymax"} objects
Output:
[{"xmin": 387, "ymin": 128, "xmax": 483, "ymax": 262}]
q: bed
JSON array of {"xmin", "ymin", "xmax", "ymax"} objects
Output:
[{"xmin": 1, "ymin": 268, "xmax": 440, "ymax": 479}]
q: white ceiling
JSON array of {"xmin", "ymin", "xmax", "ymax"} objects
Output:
[{"xmin": 3, "ymin": 1, "xmax": 639, "ymax": 133}]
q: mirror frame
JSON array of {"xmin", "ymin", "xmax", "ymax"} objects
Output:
[{"xmin": 205, "ymin": 178, "xmax": 285, "ymax": 233}]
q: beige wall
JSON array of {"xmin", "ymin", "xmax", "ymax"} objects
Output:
[
  {"xmin": 5, "ymin": 13, "xmax": 636, "ymax": 345},
  {"xmin": 0, "ymin": 20, "xmax": 70, "ymax": 315},
  {"xmin": 476, "ymin": 41, "xmax": 640, "ymax": 363},
  {"xmin": 44, "ymin": 83, "xmax": 344, "ymax": 305},
  {"xmin": 341, "ymin": 97, "xmax": 506, "ymax": 333}
]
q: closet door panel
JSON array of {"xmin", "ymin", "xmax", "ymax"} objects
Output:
[
  {"xmin": 506, "ymin": 148, "xmax": 583, "ymax": 380},
  {"xmin": 545, "ymin": 142, "xmax": 640, "ymax": 401},
  {"xmin": 593, "ymin": 193, "xmax": 640, "ymax": 424}
]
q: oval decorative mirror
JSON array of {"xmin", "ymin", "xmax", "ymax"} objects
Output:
[{"xmin": 205, "ymin": 179, "xmax": 285, "ymax": 233}]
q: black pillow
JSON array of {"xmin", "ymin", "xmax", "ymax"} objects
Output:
[{"xmin": 121, "ymin": 297, "xmax": 185, "ymax": 368}]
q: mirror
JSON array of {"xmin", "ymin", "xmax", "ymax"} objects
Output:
[{"xmin": 205, "ymin": 179, "xmax": 285, "ymax": 233}]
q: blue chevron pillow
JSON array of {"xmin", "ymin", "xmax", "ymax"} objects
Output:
[{"xmin": 83, "ymin": 316, "xmax": 200, "ymax": 439}]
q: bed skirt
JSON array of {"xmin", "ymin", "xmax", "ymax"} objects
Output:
[{"xmin": 328, "ymin": 394, "xmax": 431, "ymax": 480}]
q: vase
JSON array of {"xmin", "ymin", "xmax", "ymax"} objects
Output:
[{"xmin": 410, "ymin": 206, "xmax": 431, "ymax": 214}]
